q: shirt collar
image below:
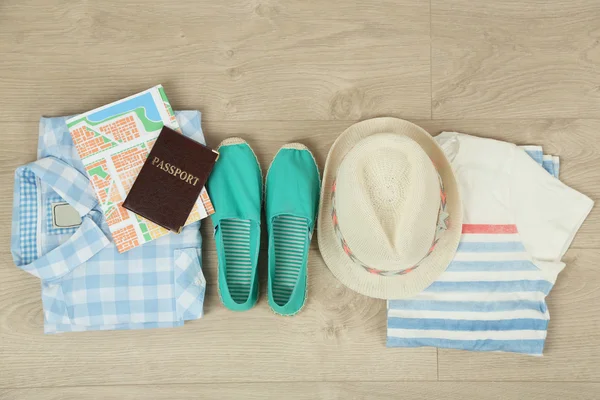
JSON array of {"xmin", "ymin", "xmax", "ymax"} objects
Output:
[{"xmin": 13, "ymin": 156, "xmax": 110, "ymax": 282}]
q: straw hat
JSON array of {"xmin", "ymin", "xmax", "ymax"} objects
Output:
[{"xmin": 318, "ymin": 118, "xmax": 462, "ymax": 299}]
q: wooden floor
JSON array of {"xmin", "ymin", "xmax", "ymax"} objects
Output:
[{"xmin": 1, "ymin": 0, "xmax": 599, "ymax": 399}]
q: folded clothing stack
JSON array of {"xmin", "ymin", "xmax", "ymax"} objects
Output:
[
  {"xmin": 387, "ymin": 132, "xmax": 593, "ymax": 356},
  {"xmin": 11, "ymin": 111, "xmax": 207, "ymax": 333}
]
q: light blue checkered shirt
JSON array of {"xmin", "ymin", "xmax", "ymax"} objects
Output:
[{"xmin": 11, "ymin": 111, "xmax": 206, "ymax": 333}]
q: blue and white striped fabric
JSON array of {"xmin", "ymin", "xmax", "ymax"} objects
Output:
[
  {"xmin": 552, "ymin": 156, "xmax": 560, "ymax": 178},
  {"xmin": 11, "ymin": 111, "xmax": 206, "ymax": 333},
  {"xmin": 519, "ymin": 145, "xmax": 559, "ymax": 178},
  {"xmin": 387, "ymin": 149, "xmax": 560, "ymax": 356},
  {"xmin": 388, "ymin": 223, "xmax": 552, "ymax": 356},
  {"xmin": 519, "ymin": 145, "xmax": 544, "ymax": 166}
]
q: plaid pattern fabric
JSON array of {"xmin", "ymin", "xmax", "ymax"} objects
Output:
[
  {"xmin": 12, "ymin": 111, "xmax": 206, "ymax": 333},
  {"xmin": 17, "ymin": 168, "xmax": 38, "ymax": 265}
]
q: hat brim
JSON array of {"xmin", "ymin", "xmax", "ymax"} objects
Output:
[{"xmin": 317, "ymin": 118, "xmax": 463, "ymax": 299}]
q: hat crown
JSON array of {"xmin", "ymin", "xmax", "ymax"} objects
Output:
[{"xmin": 335, "ymin": 133, "xmax": 441, "ymax": 272}]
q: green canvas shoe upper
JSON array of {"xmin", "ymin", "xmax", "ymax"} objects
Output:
[
  {"xmin": 207, "ymin": 138, "xmax": 262, "ymax": 311},
  {"xmin": 265, "ymin": 144, "xmax": 320, "ymax": 316}
]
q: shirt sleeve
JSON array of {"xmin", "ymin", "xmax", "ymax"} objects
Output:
[{"xmin": 510, "ymin": 147, "xmax": 593, "ymax": 263}]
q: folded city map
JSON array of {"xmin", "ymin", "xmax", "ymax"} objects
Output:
[{"xmin": 66, "ymin": 85, "xmax": 214, "ymax": 253}]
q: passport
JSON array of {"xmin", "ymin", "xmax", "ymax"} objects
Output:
[{"xmin": 123, "ymin": 126, "xmax": 219, "ymax": 233}]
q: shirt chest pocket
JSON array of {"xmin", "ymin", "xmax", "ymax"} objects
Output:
[{"xmin": 46, "ymin": 194, "xmax": 81, "ymax": 236}]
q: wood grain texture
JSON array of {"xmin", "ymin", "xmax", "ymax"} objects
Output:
[
  {"xmin": 2, "ymin": 0, "xmax": 600, "ymax": 395},
  {"xmin": 0, "ymin": 0, "xmax": 430, "ymax": 122},
  {"xmin": 432, "ymin": 0, "xmax": 600, "ymax": 118},
  {"xmin": 2, "ymin": 382, "xmax": 600, "ymax": 400},
  {"xmin": 4, "ymin": 249, "xmax": 599, "ymax": 385},
  {"xmin": 0, "ymin": 246, "xmax": 437, "ymax": 388}
]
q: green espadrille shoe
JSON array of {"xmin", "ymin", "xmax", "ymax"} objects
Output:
[
  {"xmin": 207, "ymin": 138, "xmax": 262, "ymax": 312},
  {"xmin": 265, "ymin": 143, "xmax": 320, "ymax": 316}
]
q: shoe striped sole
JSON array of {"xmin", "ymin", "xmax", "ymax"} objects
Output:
[
  {"xmin": 272, "ymin": 215, "xmax": 309, "ymax": 306},
  {"xmin": 222, "ymin": 219, "xmax": 253, "ymax": 304}
]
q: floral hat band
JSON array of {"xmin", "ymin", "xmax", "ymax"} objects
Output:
[{"xmin": 330, "ymin": 168, "xmax": 450, "ymax": 277}]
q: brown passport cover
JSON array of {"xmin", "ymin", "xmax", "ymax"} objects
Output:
[{"xmin": 123, "ymin": 126, "xmax": 218, "ymax": 233}]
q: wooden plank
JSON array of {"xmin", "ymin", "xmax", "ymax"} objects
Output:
[
  {"xmin": 437, "ymin": 249, "xmax": 600, "ymax": 381},
  {"xmin": 431, "ymin": 0, "xmax": 600, "ymax": 118},
  {"xmin": 0, "ymin": 0, "xmax": 430, "ymax": 122},
  {"xmin": 0, "ymin": 244, "xmax": 435, "ymax": 387},
  {"xmin": 2, "ymin": 249, "xmax": 599, "ymax": 385},
  {"xmin": 2, "ymin": 382, "xmax": 600, "ymax": 400}
]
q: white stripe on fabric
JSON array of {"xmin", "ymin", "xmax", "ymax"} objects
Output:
[
  {"xmin": 222, "ymin": 219, "xmax": 253, "ymax": 304},
  {"xmin": 453, "ymin": 251, "xmax": 531, "ymax": 262},
  {"xmin": 387, "ymin": 309, "xmax": 549, "ymax": 321},
  {"xmin": 412, "ymin": 291, "xmax": 547, "ymax": 302},
  {"xmin": 459, "ymin": 233, "xmax": 521, "ymax": 243},
  {"xmin": 437, "ymin": 271, "xmax": 550, "ymax": 282},
  {"xmin": 387, "ymin": 329, "xmax": 547, "ymax": 341},
  {"xmin": 272, "ymin": 215, "xmax": 308, "ymax": 306}
]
